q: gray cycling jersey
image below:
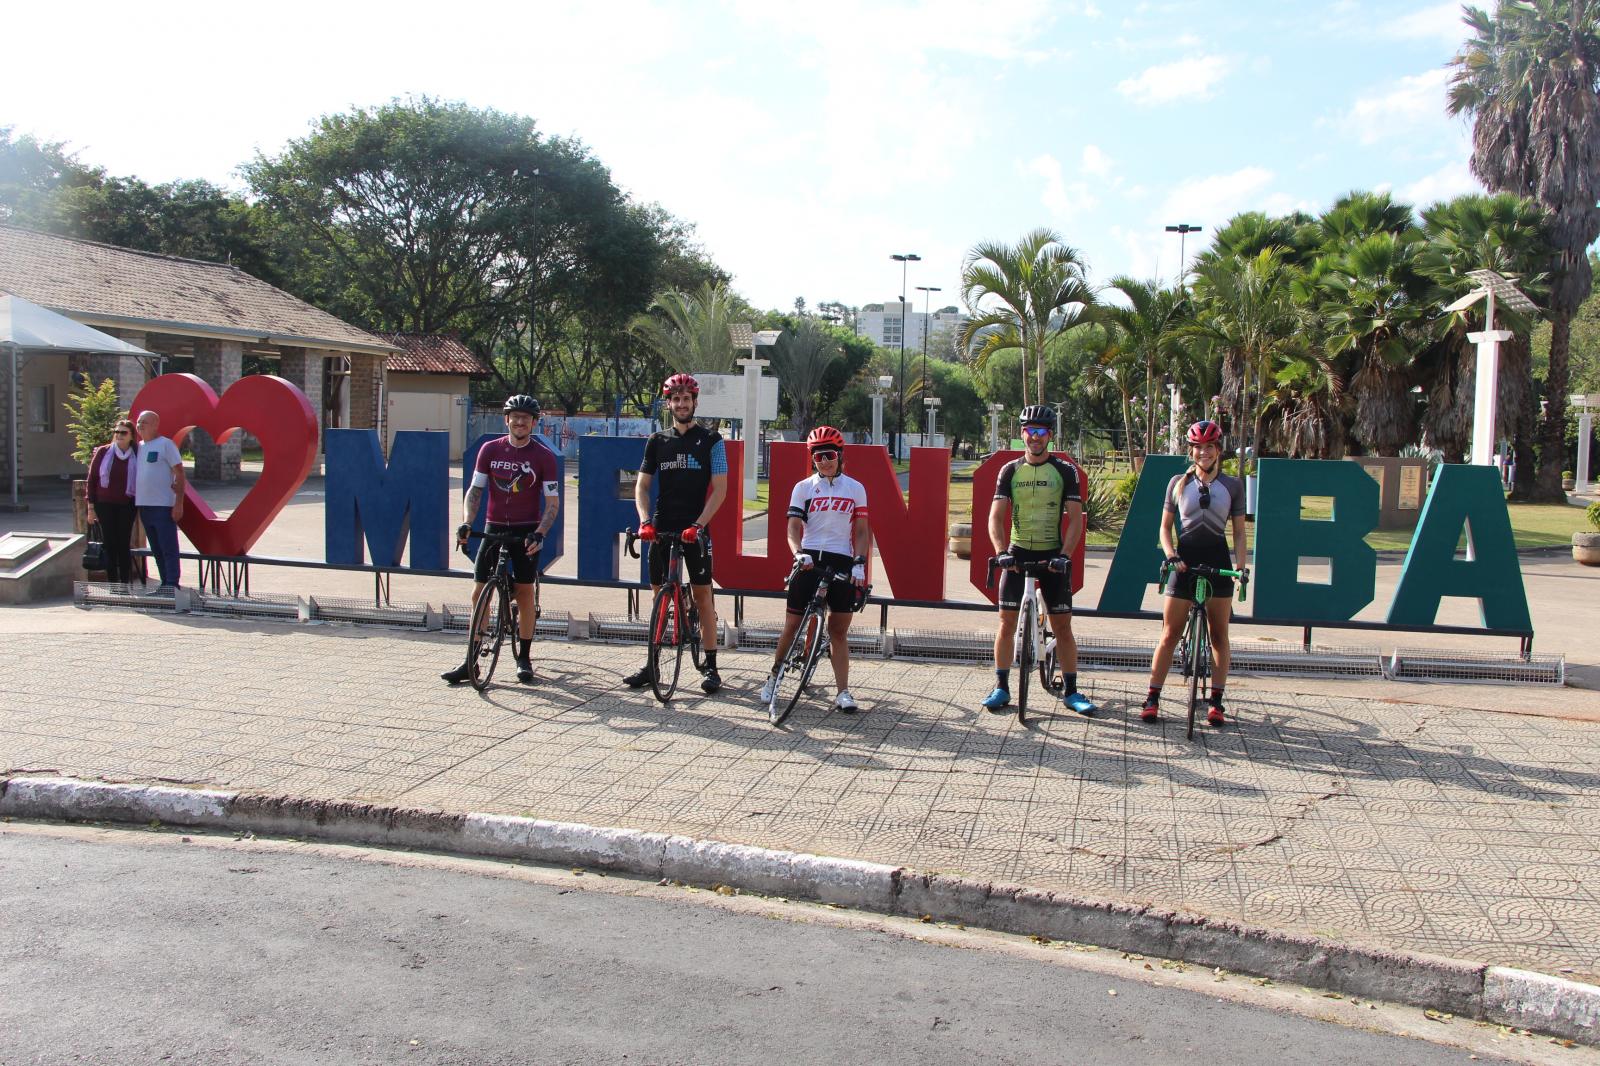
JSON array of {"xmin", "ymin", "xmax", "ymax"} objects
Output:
[{"xmin": 1164, "ymin": 471, "xmax": 1245, "ymax": 546}]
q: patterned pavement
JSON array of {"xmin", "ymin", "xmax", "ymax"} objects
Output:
[{"xmin": 3, "ymin": 622, "xmax": 1598, "ymax": 981}]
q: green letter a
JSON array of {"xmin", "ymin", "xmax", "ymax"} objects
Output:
[{"xmin": 1098, "ymin": 454, "xmax": 1188, "ymax": 612}]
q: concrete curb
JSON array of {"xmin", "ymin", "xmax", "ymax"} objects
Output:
[{"xmin": 3, "ymin": 775, "xmax": 1595, "ymax": 1045}]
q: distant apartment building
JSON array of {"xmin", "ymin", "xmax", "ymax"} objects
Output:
[{"xmin": 855, "ymin": 301, "xmax": 969, "ymax": 357}]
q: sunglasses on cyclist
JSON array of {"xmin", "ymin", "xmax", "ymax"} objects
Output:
[
  {"xmin": 1199, "ymin": 483, "xmax": 1212, "ymax": 509},
  {"xmin": 1021, "ymin": 426, "xmax": 1050, "ymax": 438},
  {"xmin": 811, "ymin": 450, "xmax": 839, "ymax": 461}
]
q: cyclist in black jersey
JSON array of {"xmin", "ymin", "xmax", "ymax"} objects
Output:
[
  {"xmin": 621, "ymin": 373, "xmax": 729, "ymax": 694},
  {"xmin": 1142, "ymin": 419, "xmax": 1251, "ymax": 726}
]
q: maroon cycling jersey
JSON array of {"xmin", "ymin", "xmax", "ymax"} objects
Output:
[{"xmin": 472, "ymin": 436, "xmax": 559, "ymax": 526}]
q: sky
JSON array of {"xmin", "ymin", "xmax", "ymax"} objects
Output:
[{"xmin": 2, "ymin": 0, "xmax": 1481, "ymax": 315}]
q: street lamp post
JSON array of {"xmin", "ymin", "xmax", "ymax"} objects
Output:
[
  {"xmin": 871, "ymin": 375, "xmax": 893, "ymax": 448},
  {"xmin": 915, "ymin": 284, "xmax": 942, "ymax": 396},
  {"xmin": 987, "ymin": 403, "xmax": 1004, "ymax": 454},
  {"xmin": 923, "ymin": 396, "xmax": 942, "ymax": 442},
  {"xmin": 891, "ymin": 252, "xmax": 920, "ymax": 460},
  {"xmin": 1164, "ymin": 223, "xmax": 1202, "ymax": 290}
]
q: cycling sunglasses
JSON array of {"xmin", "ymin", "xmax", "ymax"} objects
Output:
[
  {"xmin": 1199, "ymin": 483, "xmax": 1212, "ymax": 509},
  {"xmin": 811, "ymin": 449, "xmax": 839, "ymax": 461},
  {"xmin": 1021, "ymin": 426, "xmax": 1050, "ymax": 438}
]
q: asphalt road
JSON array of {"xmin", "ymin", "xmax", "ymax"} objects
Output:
[{"xmin": 0, "ymin": 825, "xmax": 1542, "ymax": 1066}]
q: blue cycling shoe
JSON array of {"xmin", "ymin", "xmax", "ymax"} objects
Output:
[
  {"xmin": 981, "ymin": 687, "xmax": 1011, "ymax": 711},
  {"xmin": 1063, "ymin": 691, "xmax": 1097, "ymax": 716}
]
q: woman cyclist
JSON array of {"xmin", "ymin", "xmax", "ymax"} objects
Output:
[{"xmin": 1142, "ymin": 419, "xmax": 1250, "ymax": 726}]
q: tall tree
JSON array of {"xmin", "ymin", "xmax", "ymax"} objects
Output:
[
  {"xmin": 628, "ymin": 281, "xmax": 749, "ymax": 375},
  {"xmin": 1448, "ymin": 0, "xmax": 1600, "ymax": 498},
  {"xmin": 770, "ymin": 317, "xmax": 842, "ymax": 436},
  {"xmin": 959, "ymin": 228, "xmax": 1095, "ymax": 407},
  {"xmin": 1098, "ymin": 277, "xmax": 1193, "ymax": 454}
]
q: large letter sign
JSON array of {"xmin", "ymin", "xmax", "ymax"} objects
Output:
[
  {"xmin": 129, "ymin": 373, "xmax": 318, "ymax": 556},
  {"xmin": 708, "ymin": 439, "xmax": 797, "ymax": 592},
  {"xmin": 1096, "ymin": 454, "xmax": 1186, "ymax": 612},
  {"xmin": 1253, "ymin": 458, "xmax": 1379, "ymax": 622},
  {"xmin": 325, "ymin": 429, "xmax": 450, "ymax": 569},
  {"xmin": 576, "ymin": 435, "xmax": 652, "ymax": 583},
  {"xmin": 849, "ymin": 445, "xmax": 949, "ymax": 601},
  {"xmin": 1388, "ymin": 464, "xmax": 1531, "ymax": 629}
]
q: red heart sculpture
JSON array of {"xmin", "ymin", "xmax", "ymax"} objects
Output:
[{"xmin": 128, "ymin": 373, "xmax": 319, "ymax": 556}]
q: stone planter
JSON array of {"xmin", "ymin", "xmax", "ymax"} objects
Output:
[
  {"xmin": 1563, "ymin": 478, "xmax": 1576, "ymax": 492},
  {"xmin": 1574, "ymin": 531, "xmax": 1600, "ymax": 567},
  {"xmin": 949, "ymin": 522, "xmax": 972, "ymax": 559}
]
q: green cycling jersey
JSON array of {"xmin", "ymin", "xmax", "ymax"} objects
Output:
[{"xmin": 995, "ymin": 455, "xmax": 1081, "ymax": 552}]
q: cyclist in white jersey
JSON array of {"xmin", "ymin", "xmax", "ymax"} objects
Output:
[{"xmin": 758, "ymin": 426, "xmax": 871, "ymax": 713}]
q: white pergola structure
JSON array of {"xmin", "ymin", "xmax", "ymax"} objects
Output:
[
  {"xmin": 1442, "ymin": 269, "xmax": 1538, "ymax": 468},
  {"xmin": 1573, "ymin": 393, "xmax": 1599, "ymax": 494}
]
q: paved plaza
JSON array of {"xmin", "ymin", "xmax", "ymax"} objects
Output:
[{"xmin": 3, "ymin": 607, "xmax": 1598, "ymax": 984}]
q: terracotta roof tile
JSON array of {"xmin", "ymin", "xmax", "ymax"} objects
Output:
[
  {"xmin": 374, "ymin": 332, "xmax": 494, "ymax": 376},
  {"xmin": 0, "ymin": 225, "xmax": 395, "ymax": 354}
]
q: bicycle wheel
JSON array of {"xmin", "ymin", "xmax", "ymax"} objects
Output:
[
  {"xmin": 770, "ymin": 608, "xmax": 822, "ymax": 726},
  {"xmin": 467, "ymin": 580, "xmax": 509, "ymax": 692},
  {"xmin": 1016, "ymin": 596, "xmax": 1035, "ymax": 723},
  {"xmin": 1186, "ymin": 607, "xmax": 1209, "ymax": 739},
  {"xmin": 648, "ymin": 585, "xmax": 685, "ymax": 702},
  {"xmin": 1036, "ymin": 594, "xmax": 1062, "ymax": 696},
  {"xmin": 687, "ymin": 590, "xmax": 706, "ymax": 672}
]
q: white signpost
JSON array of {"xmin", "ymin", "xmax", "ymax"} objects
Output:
[
  {"xmin": 1574, "ymin": 393, "xmax": 1598, "ymax": 494},
  {"xmin": 1442, "ymin": 269, "xmax": 1537, "ymax": 468}
]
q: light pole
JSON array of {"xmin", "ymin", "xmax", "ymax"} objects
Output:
[
  {"xmin": 1164, "ymin": 223, "xmax": 1202, "ymax": 290},
  {"xmin": 871, "ymin": 375, "xmax": 893, "ymax": 448},
  {"xmin": 915, "ymin": 284, "xmax": 941, "ymax": 396},
  {"xmin": 987, "ymin": 403, "xmax": 1004, "ymax": 454},
  {"xmin": 923, "ymin": 395, "xmax": 941, "ymax": 443},
  {"xmin": 891, "ymin": 252, "xmax": 920, "ymax": 460}
]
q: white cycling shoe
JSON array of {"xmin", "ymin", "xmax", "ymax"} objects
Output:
[
  {"xmin": 758, "ymin": 675, "xmax": 777, "ymax": 704},
  {"xmin": 833, "ymin": 690, "xmax": 859, "ymax": 713}
]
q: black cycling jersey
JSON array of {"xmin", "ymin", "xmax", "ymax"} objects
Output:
[{"xmin": 640, "ymin": 422, "xmax": 728, "ymax": 530}]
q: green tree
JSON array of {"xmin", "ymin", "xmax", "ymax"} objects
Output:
[
  {"xmin": 629, "ymin": 281, "xmax": 750, "ymax": 375},
  {"xmin": 1448, "ymin": 0, "xmax": 1600, "ymax": 499},
  {"xmin": 62, "ymin": 379, "xmax": 127, "ymax": 468},
  {"xmin": 959, "ymin": 228, "xmax": 1095, "ymax": 407},
  {"xmin": 1098, "ymin": 277, "xmax": 1193, "ymax": 455},
  {"xmin": 770, "ymin": 317, "xmax": 842, "ymax": 436}
]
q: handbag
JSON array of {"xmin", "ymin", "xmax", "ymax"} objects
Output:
[{"xmin": 82, "ymin": 521, "xmax": 107, "ymax": 572}]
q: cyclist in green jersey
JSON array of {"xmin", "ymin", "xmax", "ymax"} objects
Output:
[{"xmin": 982, "ymin": 405, "xmax": 1096, "ymax": 716}]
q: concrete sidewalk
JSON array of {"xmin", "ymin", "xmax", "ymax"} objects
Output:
[{"xmin": 3, "ymin": 606, "xmax": 1597, "ymax": 990}]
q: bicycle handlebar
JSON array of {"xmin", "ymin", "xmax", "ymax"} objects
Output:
[
  {"xmin": 624, "ymin": 527, "xmax": 691, "ymax": 560},
  {"xmin": 1160, "ymin": 560, "xmax": 1250, "ymax": 602},
  {"xmin": 985, "ymin": 554, "xmax": 1068, "ymax": 590}
]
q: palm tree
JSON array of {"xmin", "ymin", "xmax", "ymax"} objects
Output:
[
  {"xmin": 1448, "ymin": 0, "xmax": 1600, "ymax": 499},
  {"xmin": 959, "ymin": 228, "xmax": 1096, "ymax": 407},
  {"xmin": 1082, "ymin": 324, "xmax": 1142, "ymax": 455},
  {"xmin": 1187, "ymin": 248, "xmax": 1302, "ymax": 467},
  {"xmin": 1416, "ymin": 192, "xmax": 1550, "ymax": 467},
  {"xmin": 628, "ymin": 281, "xmax": 744, "ymax": 374},
  {"xmin": 770, "ymin": 317, "xmax": 842, "ymax": 437},
  {"xmin": 1318, "ymin": 230, "xmax": 1430, "ymax": 455},
  {"xmin": 1099, "ymin": 277, "xmax": 1193, "ymax": 454}
]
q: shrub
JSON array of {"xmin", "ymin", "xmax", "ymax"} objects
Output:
[
  {"xmin": 1083, "ymin": 470, "xmax": 1128, "ymax": 534},
  {"xmin": 63, "ymin": 379, "xmax": 128, "ymax": 468},
  {"xmin": 1588, "ymin": 501, "xmax": 1600, "ymax": 531},
  {"xmin": 1112, "ymin": 470, "xmax": 1140, "ymax": 507}
]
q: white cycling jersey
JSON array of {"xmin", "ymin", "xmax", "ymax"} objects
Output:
[{"xmin": 787, "ymin": 472, "xmax": 869, "ymax": 557}]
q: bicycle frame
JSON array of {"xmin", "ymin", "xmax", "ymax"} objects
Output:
[
  {"xmin": 625, "ymin": 528, "xmax": 705, "ymax": 702},
  {"xmin": 462, "ymin": 530, "xmax": 538, "ymax": 690},
  {"xmin": 1160, "ymin": 561, "xmax": 1247, "ymax": 738},
  {"xmin": 987, "ymin": 555, "xmax": 1064, "ymax": 723},
  {"xmin": 767, "ymin": 559, "xmax": 865, "ymax": 725}
]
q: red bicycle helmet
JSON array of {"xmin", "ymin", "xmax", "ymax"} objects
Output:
[
  {"xmin": 1186, "ymin": 419, "xmax": 1222, "ymax": 445},
  {"xmin": 806, "ymin": 426, "xmax": 845, "ymax": 451},
  {"xmin": 661, "ymin": 373, "xmax": 700, "ymax": 396}
]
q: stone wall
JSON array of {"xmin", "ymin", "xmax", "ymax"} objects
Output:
[
  {"xmin": 278, "ymin": 347, "xmax": 327, "ymax": 460},
  {"xmin": 191, "ymin": 338, "xmax": 242, "ymax": 481}
]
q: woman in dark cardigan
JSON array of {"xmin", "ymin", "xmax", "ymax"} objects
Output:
[{"xmin": 85, "ymin": 419, "xmax": 139, "ymax": 583}]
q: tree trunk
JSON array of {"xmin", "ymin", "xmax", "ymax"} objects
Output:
[{"xmin": 1532, "ymin": 313, "xmax": 1573, "ymax": 502}]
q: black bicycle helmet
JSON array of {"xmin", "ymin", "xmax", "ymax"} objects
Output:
[
  {"xmin": 503, "ymin": 394, "xmax": 540, "ymax": 416},
  {"xmin": 1020, "ymin": 404, "xmax": 1053, "ymax": 428}
]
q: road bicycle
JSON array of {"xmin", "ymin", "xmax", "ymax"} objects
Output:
[
  {"xmin": 987, "ymin": 554, "xmax": 1068, "ymax": 724},
  {"xmin": 462, "ymin": 530, "xmax": 540, "ymax": 692},
  {"xmin": 767, "ymin": 557, "xmax": 868, "ymax": 726},
  {"xmin": 626, "ymin": 528, "xmax": 706, "ymax": 702},
  {"xmin": 1160, "ymin": 561, "xmax": 1248, "ymax": 738}
]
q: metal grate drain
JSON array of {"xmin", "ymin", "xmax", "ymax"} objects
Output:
[
  {"xmin": 190, "ymin": 591, "xmax": 301, "ymax": 622},
  {"xmin": 1230, "ymin": 642, "xmax": 1386, "ymax": 678},
  {"xmin": 441, "ymin": 603, "xmax": 571, "ymax": 639},
  {"xmin": 1388, "ymin": 647, "xmax": 1564, "ymax": 685},
  {"xmin": 310, "ymin": 596, "xmax": 428, "ymax": 628}
]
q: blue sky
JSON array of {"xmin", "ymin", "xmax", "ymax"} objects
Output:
[{"xmin": 3, "ymin": 0, "xmax": 1478, "ymax": 314}]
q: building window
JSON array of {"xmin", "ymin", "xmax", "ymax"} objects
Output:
[{"xmin": 28, "ymin": 385, "xmax": 55, "ymax": 434}]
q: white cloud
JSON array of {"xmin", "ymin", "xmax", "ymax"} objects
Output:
[
  {"xmin": 1384, "ymin": 2, "xmax": 1467, "ymax": 46},
  {"xmin": 1022, "ymin": 154, "xmax": 1098, "ymax": 220},
  {"xmin": 1117, "ymin": 55, "xmax": 1230, "ymax": 106},
  {"xmin": 1339, "ymin": 68, "xmax": 1452, "ymax": 144},
  {"xmin": 1398, "ymin": 158, "xmax": 1482, "ymax": 206},
  {"xmin": 1157, "ymin": 166, "xmax": 1277, "ymax": 224},
  {"xmin": 1080, "ymin": 144, "xmax": 1114, "ymax": 178}
]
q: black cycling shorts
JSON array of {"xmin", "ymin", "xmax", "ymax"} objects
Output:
[
  {"xmin": 1164, "ymin": 536, "xmax": 1236, "ymax": 600},
  {"xmin": 648, "ymin": 532, "xmax": 713, "ymax": 587},
  {"xmin": 786, "ymin": 550, "xmax": 860, "ymax": 614},
  {"xmin": 474, "ymin": 523, "xmax": 540, "ymax": 585},
  {"xmin": 997, "ymin": 546, "xmax": 1072, "ymax": 614}
]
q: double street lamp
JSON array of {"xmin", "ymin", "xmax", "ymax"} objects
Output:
[
  {"xmin": 915, "ymin": 284, "xmax": 942, "ymax": 396},
  {"xmin": 891, "ymin": 252, "xmax": 920, "ymax": 459}
]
